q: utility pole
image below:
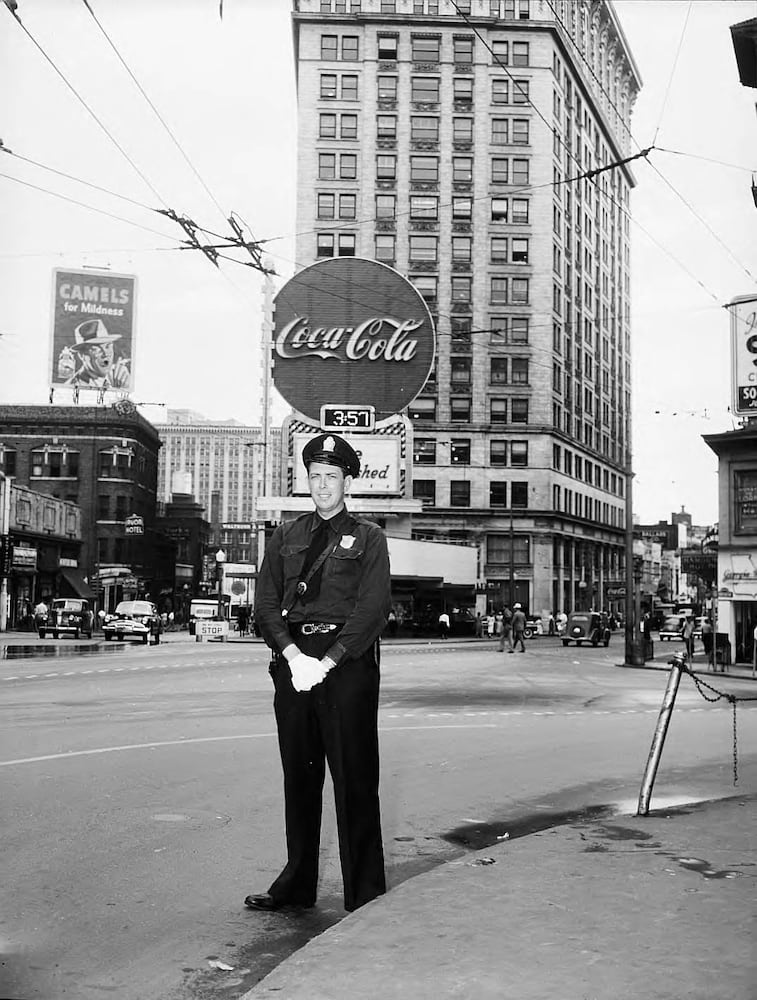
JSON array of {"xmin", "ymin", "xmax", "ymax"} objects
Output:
[{"xmin": 0, "ymin": 471, "xmax": 11, "ymax": 632}]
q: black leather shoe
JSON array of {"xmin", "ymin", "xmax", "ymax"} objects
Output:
[
  {"xmin": 244, "ymin": 892, "xmax": 281, "ymax": 911},
  {"xmin": 244, "ymin": 892, "xmax": 314, "ymax": 912}
]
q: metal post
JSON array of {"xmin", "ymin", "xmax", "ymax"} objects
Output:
[
  {"xmin": 0, "ymin": 472, "xmax": 11, "ymax": 632},
  {"xmin": 637, "ymin": 652, "xmax": 685, "ymax": 816}
]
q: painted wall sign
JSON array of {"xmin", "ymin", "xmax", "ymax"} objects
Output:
[{"xmin": 272, "ymin": 258, "xmax": 435, "ymax": 422}]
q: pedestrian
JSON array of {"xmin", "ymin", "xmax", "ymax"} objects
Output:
[
  {"xmin": 249, "ymin": 432, "xmax": 392, "ymax": 914},
  {"xmin": 33, "ymin": 598, "xmax": 48, "ymax": 628},
  {"xmin": 511, "ymin": 603, "xmax": 527, "ymax": 652},
  {"xmin": 387, "ymin": 608, "xmax": 398, "ymax": 637},
  {"xmin": 682, "ymin": 614, "xmax": 695, "ymax": 660},
  {"xmin": 556, "ymin": 610, "xmax": 568, "ymax": 636},
  {"xmin": 237, "ymin": 606, "xmax": 249, "ymax": 636},
  {"xmin": 499, "ymin": 606, "xmax": 512, "ymax": 652},
  {"xmin": 548, "ymin": 611, "xmax": 555, "ymax": 636},
  {"xmin": 486, "ymin": 612, "xmax": 496, "ymax": 638},
  {"xmin": 701, "ymin": 617, "xmax": 713, "ymax": 664},
  {"xmin": 474, "ymin": 612, "xmax": 483, "ymax": 639},
  {"xmin": 438, "ymin": 609, "xmax": 450, "ymax": 640}
]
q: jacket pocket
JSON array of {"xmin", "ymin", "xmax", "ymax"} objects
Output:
[{"xmin": 281, "ymin": 543, "xmax": 308, "ymax": 585}]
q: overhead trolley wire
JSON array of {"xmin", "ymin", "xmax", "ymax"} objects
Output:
[
  {"xmin": 3, "ymin": 3, "xmax": 169, "ymax": 209},
  {"xmin": 78, "ymin": 0, "xmax": 229, "ymax": 225},
  {"xmin": 651, "ymin": 0, "xmax": 693, "ymax": 146}
]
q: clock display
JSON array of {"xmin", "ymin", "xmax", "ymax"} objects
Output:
[{"xmin": 320, "ymin": 405, "xmax": 375, "ymax": 432}]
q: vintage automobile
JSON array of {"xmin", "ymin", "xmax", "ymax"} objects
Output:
[
  {"xmin": 659, "ymin": 614, "xmax": 687, "ymax": 641},
  {"xmin": 523, "ymin": 616, "xmax": 543, "ymax": 639},
  {"xmin": 103, "ymin": 600, "xmax": 162, "ymax": 644},
  {"xmin": 38, "ymin": 598, "xmax": 94, "ymax": 639},
  {"xmin": 561, "ymin": 611, "xmax": 611, "ymax": 647}
]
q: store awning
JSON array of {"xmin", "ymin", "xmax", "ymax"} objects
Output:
[{"xmin": 59, "ymin": 567, "xmax": 95, "ymax": 599}]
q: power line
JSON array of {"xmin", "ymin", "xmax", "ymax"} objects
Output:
[{"xmin": 651, "ymin": 0, "xmax": 693, "ymax": 146}]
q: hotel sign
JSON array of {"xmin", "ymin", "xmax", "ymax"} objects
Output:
[{"xmin": 729, "ymin": 295, "xmax": 757, "ymax": 415}]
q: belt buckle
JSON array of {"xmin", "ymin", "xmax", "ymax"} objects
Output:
[{"xmin": 301, "ymin": 623, "xmax": 317, "ymax": 635}]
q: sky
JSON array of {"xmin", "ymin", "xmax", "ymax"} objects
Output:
[{"xmin": 1, "ymin": 0, "xmax": 756, "ymax": 527}]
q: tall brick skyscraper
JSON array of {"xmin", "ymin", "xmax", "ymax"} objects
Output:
[{"xmin": 291, "ymin": 0, "xmax": 640, "ymax": 615}]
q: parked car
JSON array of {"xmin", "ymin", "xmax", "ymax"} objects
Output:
[
  {"xmin": 561, "ymin": 611, "xmax": 611, "ymax": 647},
  {"xmin": 524, "ymin": 616, "xmax": 543, "ymax": 639},
  {"xmin": 103, "ymin": 600, "xmax": 162, "ymax": 644},
  {"xmin": 39, "ymin": 598, "xmax": 94, "ymax": 639},
  {"xmin": 659, "ymin": 614, "xmax": 687, "ymax": 641}
]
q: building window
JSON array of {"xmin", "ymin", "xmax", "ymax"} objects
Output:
[
  {"xmin": 451, "ymin": 356, "xmax": 471, "ymax": 387},
  {"xmin": 317, "ymin": 193, "xmax": 335, "ymax": 219},
  {"xmin": 410, "ymin": 195, "xmax": 438, "ymax": 219},
  {"xmin": 512, "ymin": 158, "xmax": 529, "ymax": 186},
  {"xmin": 487, "ymin": 533, "xmax": 530, "ymax": 564},
  {"xmin": 317, "ymin": 233, "xmax": 335, "ymax": 257},
  {"xmin": 511, "ymin": 237, "xmax": 529, "ymax": 263},
  {"xmin": 451, "ymin": 439, "xmax": 471, "ymax": 465},
  {"xmin": 320, "ymin": 73, "xmax": 337, "ymax": 99},
  {"xmin": 453, "ymin": 117, "xmax": 473, "ymax": 143},
  {"xmin": 341, "ymin": 75, "xmax": 358, "ymax": 100},
  {"xmin": 452, "ymin": 196, "xmax": 472, "ymax": 220},
  {"xmin": 511, "ymin": 398, "xmax": 529, "ymax": 423},
  {"xmin": 375, "ymin": 233, "xmax": 396, "ymax": 261},
  {"xmin": 410, "ymin": 397, "xmax": 436, "ymax": 420},
  {"xmin": 512, "ymin": 79, "xmax": 530, "ymax": 104},
  {"xmin": 98, "ymin": 494, "xmax": 110, "ymax": 519},
  {"xmin": 378, "ymin": 75, "xmax": 398, "ymax": 100},
  {"xmin": 410, "ymin": 156, "xmax": 439, "ymax": 182},
  {"xmin": 511, "ymin": 441, "xmax": 529, "ymax": 466},
  {"xmin": 378, "ymin": 35, "xmax": 398, "ymax": 60},
  {"xmin": 492, "ymin": 79, "xmax": 509, "ymax": 103},
  {"xmin": 452, "ymin": 156, "xmax": 473, "ymax": 183},
  {"xmin": 340, "ymin": 113, "xmax": 358, "ymax": 139},
  {"xmin": 490, "ymin": 358, "xmax": 508, "ymax": 384},
  {"xmin": 511, "ymin": 358, "xmax": 529, "ymax": 384},
  {"xmin": 454, "ymin": 36, "xmax": 474, "ymax": 63},
  {"xmin": 491, "ymin": 118, "xmax": 509, "ymax": 144},
  {"xmin": 491, "ymin": 236, "xmax": 508, "ymax": 263},
  {"xmin": 319, "ymin": 113, "xmax": 337, "ymax": 138},
  {"xmin": 512, "ymin": 118, "xmax": 530, "ymax": 144},
  {"xmin": 410, "ymin": 235, "xmax": 438, "ymax": 262},
  {"xmin": 451, "ymin": 397, "xmax": 471, "ymax": 422},
  {"xmin": 338, "ymin": 233, "xmax": 356, "ymax": 256},
  {"xmin": 511, "ymin": 277, "xmax": 529, "ymax": 304},
  {"xmin": 491, "ymin": 157, "xmax": 509, "ymax": 184},
  {"xmin": 491, "ymin": 398, "xmax": 507, "ymax": 424},
  {"xmin": 340, "ymin": 153, "xmax": 357, "ymax": 179},
  {"xmin": 451, "ymin": 276, "xmax": 471, "ymax": 302},
  {"xmin": 511, "ymin": 198, "xmax": 529, "ymax": 222},
  {"xmin": 411, "ymin": 115, "xmax": 439, "ymax": 142},
  {"xmin": 491, "ymin": 39, "xmax": 508, "ymax": 65},
  {"xmin": 411, "ymin": 36, "xmax": 440, "ymax": 63},
  {"xmin": 411, "ymin": 76, "xmax": 440, "ymax": 103},
  {"xmin": 490, "ymin": 481, "xmax": 507, "ymax": 507},
  {"xmin": 451, "ymin": 316, "xmax": 472, "ymax": 348},
  {"xmin": 321, "ymin": 35, "xmax": 338, "ymax": 60},
  {"xmin": 511, "ymin": 481, "xmax": 528, "ymax": 507},
  {"xmin": 377, "ymin": 154, "xmax": 397, "ymax": 180},
  {"xmin": 490, "ymin": 439, "xmax": 507, "ymax": 466},
  {"xmin": 413, "ymin": 479, "xmax": 436, "ymax": 505},
  {"xmin": 342, "ymin": 36, "xmax": 359, "ymax": 60},
  {"xmin": 491, "ymin": 197, "xmax": 508, "ymax": 221},
  {"xmin": 491, "ymin": 277, "xmax": 508, "ymax": 304},
  {"xmin": 490, "ymin": 316, "xmax": 507, "ymax": 346},
  {"xmin": 339, "ymin": 193, "xmax": 356, "ymax": 219},
  {"xmin": 376, "ymin": 194, "xmax": 396, "ymax": 218},
  {"xmin": 734, "ymin": 470, "xmax": 757, "ymax": 532},
  {"xmin": 0, "ymin": 449, "xmax": 16, "ymax": 476},
  {"xmin": 511, "ymin": 316, "xmax": 529, "ymax": 343},
  {"xmin": 453, "ymin": 77, "xmax": 473, "ymax": 103},
  {"xmin": 318, "ymin": 153, "xmax": 336, "ymax": 179},
  {"xmin": 452, "ymin": 236, "xmax": 472, "ymax": 261},
  {"xmin": 412, "ymin": 275, "xmax": 438, "ymax": 301},
  {"xmin": 512, "ymin": 41, "xmax": 529, "ymax": 66},
  {"xmin": 450, "ymin": 481, "xmax": 471, "ymax": 507},
  {"xmin": 414, "ymin": 438, "xmax": 437, "ymax": 464}
]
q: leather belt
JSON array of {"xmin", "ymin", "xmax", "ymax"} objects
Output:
[{"xmin": 292, "ymin": 622, "xmax": 340, "ymax": 636}]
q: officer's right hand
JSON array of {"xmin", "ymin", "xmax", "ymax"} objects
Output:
[{"xmin": 289, "ymin": 653, "xmax": 326, "ymax": 692}]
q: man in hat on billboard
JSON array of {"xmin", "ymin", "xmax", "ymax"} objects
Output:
[
  {"xmin": 56, "ymin": 318, "xmax": 131, "ymax": 389},
  {"xmin": 249, "ymin": 432, "xmax": 392, "ymax": 914}
]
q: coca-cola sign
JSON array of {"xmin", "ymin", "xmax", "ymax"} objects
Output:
[{"xmin": 272, "ymin": 258, "xmax": 435, "ymax": 422}]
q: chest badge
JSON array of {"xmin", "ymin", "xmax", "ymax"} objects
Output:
[{"xmin": 340, "ymin": 535, "xmax": 356, "ymax": 550}]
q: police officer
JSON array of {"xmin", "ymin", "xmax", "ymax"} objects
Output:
[{"xmin": 247, "ymin": 433, "xmax": 392, "ymax": 914}]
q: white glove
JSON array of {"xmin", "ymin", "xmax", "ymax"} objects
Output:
[{"xmin": 289, "ymin": 652, "xmax": 327, "ymax": 692}]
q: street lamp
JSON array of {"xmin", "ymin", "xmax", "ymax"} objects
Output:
[{"xmin": 215, "ymin": 548, "xmax": 226, "ymax": 620}]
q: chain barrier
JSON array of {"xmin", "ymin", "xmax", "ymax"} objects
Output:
[{"xmin": 680, "ymin": 661, "xmax": 757, "ymax": 785}]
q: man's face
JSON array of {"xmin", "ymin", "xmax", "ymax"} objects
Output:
[
  {"xmin": 81, "ymin": 342, "xmax": 114, "ymax": 377},
  {"xmin": 307, "ymin": 461, "xmax": 351, "ymax": 519}
]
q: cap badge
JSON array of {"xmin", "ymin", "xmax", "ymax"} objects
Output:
[{"xmin": 322, "ymin": 436, "xmax": 336, "ymax": 452}]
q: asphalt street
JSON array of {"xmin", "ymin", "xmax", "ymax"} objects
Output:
[{"xmin": 2, "ymin": 636, "xmax": 755, "ymax": 1000}]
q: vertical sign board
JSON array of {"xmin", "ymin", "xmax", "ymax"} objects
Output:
[
  {"xmin": 50, "ymin": 268, "xmax": 137, "ymax": 393},
  {"xmin": 729, "ymin": 294, "xmax": 757, "ymax": 416}
]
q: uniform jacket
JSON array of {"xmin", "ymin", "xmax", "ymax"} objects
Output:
[{"xmin": 255, "ymin": 507, "xmax": 392, "ymax": 666}]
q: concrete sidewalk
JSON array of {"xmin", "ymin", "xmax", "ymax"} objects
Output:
[{"xmin": 240, "ymin": 792, "xmax": 756, "ymax": 999}]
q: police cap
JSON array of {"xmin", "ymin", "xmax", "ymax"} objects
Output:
[{"xmin": 302, "ymin": 433, "xmax": 360, "ymax": 479}]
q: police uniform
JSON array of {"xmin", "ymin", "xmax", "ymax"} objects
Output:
[{"xmin": 252, "ymin": 434, "xmax": 392, "ymax": 912}]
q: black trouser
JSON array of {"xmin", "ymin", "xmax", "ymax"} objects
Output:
[{"xmin": 268, "ymin": 629, "xmax": 385, "ymax": 912}]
